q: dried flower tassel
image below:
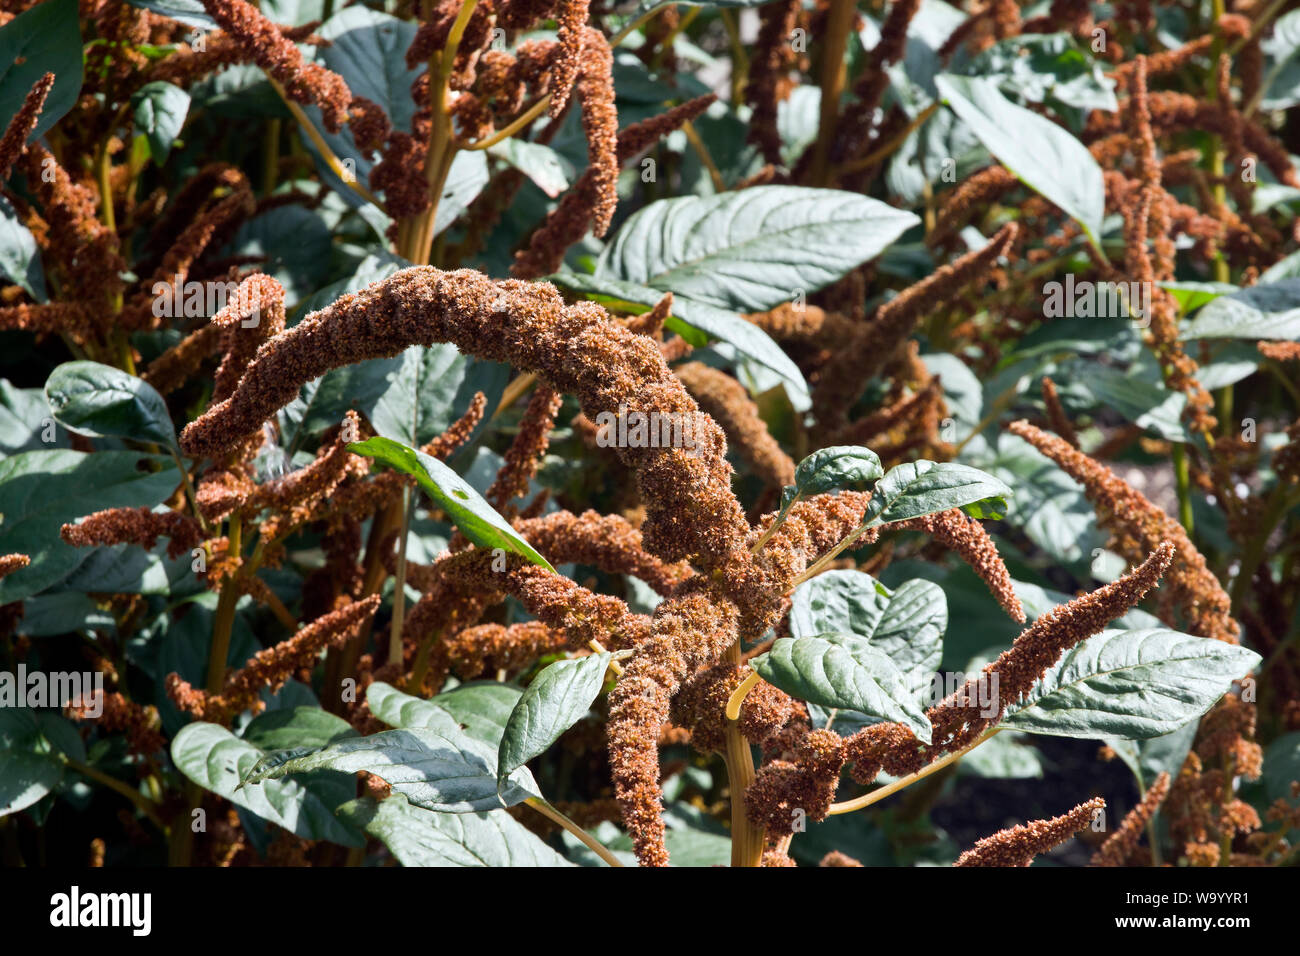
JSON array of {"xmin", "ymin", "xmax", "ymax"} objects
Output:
[
  {"xmin": 955, "ymin": 797, "xmax": 1105, "ymax": 866},
  {"xmin": 1091, "ymin": 771, "xmax": 1171, "ymax": 866},
  {"xmin": 1009, "ymin": 419, "xmax": 1239, "ymax": 643},
  {"xmin": 0, "ymin": 72, "xmax": 53, "ymax": 181}
]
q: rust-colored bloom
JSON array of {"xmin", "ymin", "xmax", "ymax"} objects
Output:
[
  {"xmin": 199, "ymin": 0, "xmax": 351, "ymax": 131},
  {"xmin": 167, "ymin": 596, "xmax": 380, "ymax": 723},
  {"xmin": 547, "ymin": 0, "xmax": 591, "ymax": 116},
  {"xmin": 892, "ymin": 509, "xmax": 1025, "ymax": 622},
  {"xmin": 1092, "ymin": 771, "xmax": 1171, "ymax": 866},
  {"xmin": 61, "ymin": 507, "xmax": 203, "ymax": 560},
  {"xmin": 0, "ymin": 553, "xmax": 31, "ymax": 581},
  {"xmin": 955, "ymin": 797, "xmax": 1105, "ymax": 866},
  {"xmin": 0, "ymin": 72, "xmax": 53, "ymax": 180},
  {"xmin": 1040, "ymin": 376, "xmax": 1079, "ymax": 449},
  {"xmin": 675, "ymin": 362, "xmax": 796, "ymax": 489},
  {"xmin": 486, "ymin": 384, "xmax": 562, "ymax": 511},
  {"xmin": 1009, "ymin": 419, "xmax": 1239, "ymax": 643},
  {"xmin": 511, "ymin": 94, "xmax": 715, "ymax": 278}
]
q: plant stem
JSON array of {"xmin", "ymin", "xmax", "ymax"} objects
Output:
[
  {"xmin": 719, "ymin": 9, "xmax": 748, "ymax": 105},
  {"xmin": 809, "ymin": 0, "xmax": 856, "ymax": 186},
  {"xmin": 464, "ymin": 95, "xmax": 552, "ymax": 151},
  {"xmin": 65, "ymin": 758, "xmax": 166, "ymax": 831},
  {"xmin": 1172, "ymin": 442, "xmax": 1195, "ymax": 535},
  {"xmin": 95, "ymin": 140, "xmax": 116, "ymax": 232},
  {"xmin": 611, "ymin": 1, "xmax": 676, "ymax": 47},
  {"xmin": 525, "ymin": 797, "xmax": 624, "ymax": 867},
  {"xmin": 836, "ymin": 102, "xmax": 940, "ymax": 178},
  {"xmin": 725, "ymin": 670, "xmax": 760, "ymax": 720},
  {"xmin": 206, "ymin": 514, "xmax": 241, "ymax": 693},
  {"xmin": 722, "ymin": 641, "xmax": 764, "ymax": 866},
  {"xmin": 789, "ymin": 521, "xmax": 876, "ymax": 589},
  {"xmin": 681, "ymin": 120, "xmax": 725, "ymax": 192},
  {"xmin": 827, "ymin": 727, "xmax": 1002, "ymax": 815},
  {"xmin": 389, "ymin": 484, "xmax": 413, "ymax": 664},
  {"xmin": 269, "ymin": 78, "xmax": 382, "ymax": 206}
]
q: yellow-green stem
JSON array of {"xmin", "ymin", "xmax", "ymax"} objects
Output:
[
  {"xmin": 828, "ymin": 728, "xmax": 1002, "ymax": 815},
  {"xmin": 526, "ymin": 797, "xmax": 625, "ymax": 866},
  {"xmin": 723, "ymin": 641, "xmax": 764, "ymax": 866}
]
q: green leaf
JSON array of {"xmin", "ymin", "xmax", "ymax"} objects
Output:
[
  {"xmin": 593, "ymin": 186, "xmax": 919, "ymax": 312},
  {"xmin": 487, "ymin": 139, "xmax": 573, "ymax": 198},
  {"xmin": 751, "ymin": 635, "xmax": 933, "ymax": 743},
  {"xmin": 548, "ymin": 271, "xmax": 807, "ymax": 398},
  {"xmin": 986, "ymin": 433, "xmax": 1103, "ymax": 565},
  {"xmin": 957, "ymin": 730, "xmax": 1043, "ymax": 779},
  {"xmin": 0, "ymin": 709, "xmax": 83, "ymax": 817},
  {"xmin": 1076, "ymin": 362, "xmax": 1189, "ymax": 444},
  {"xmin": 789, "ymin": 571, "xmax": 945, "ymax": 697},
  {"xmin": 0, "ymin": 380, "xmax": 65, "ymax": 454},
  {"xmin": 870, "ymin": 460, "xmax": 1012, "ymax": 524},
  {"xmin": 935, "ymin": 73, "xmax": 1104, "ymax": 246},
  {"xmin": 367, "ymin": 680, "xmax": 524, "ymax": 746},
  {"xmin": 239, "ymin": 726, "xmax": 541, "ymax": 812},
  {"xmin": 45, "ymin": 361, "xmax": 178, "ymax": 449},
  {"xmin": 0, "ymin": 0, "xmax": 83, "ymax": 144},
  {"xmin": 1182, "ymin": 279, "xmax": 1300, "ymax": 341},
  {"xmin": 239, "ymin": 706, "xmax": 358, "ymax": 753},
  {"xmin": 1159, "ymin": 281, "xmax": 1236, "ymax": 315},
  {"xmin": 1260, "ymin": 250, "xmax": 1300, "ymax": 284},
  {"xmin": 0, "ymin": 450, "xmax": 181, "ymax": 602},
  {"xmin": 963, "ymin": 33, "xmax": 1117, "ymax": 113},
  {"xmin": 1261, "ymin": 9, "xmax": 1300, "ymax": 110},
  {"xmin": 367, "ymin": 681, "xmax": 458, "ymax": 732},
  {"xmin": 131, "ymin": 81, "xmax": 191, "ymax": 163},
  {"xmin": 498, "ymin": 653, "xmax": 609, "ymax": 788},
  {"xmin": 1262, "ymin": 731, "xmax": 1300, "ymax": 810},
  {"xmin": 170, "ymin": 721, "xmax": 365, "ymax": 846},
  {"xmin": 347, "ymin": 436, "xmax": 555, "ymax": 573},
  {"xmin": 228, "ymin": 206, "xmax": 332, "ymax": 308},
  {"xmin": 793, "ymin": 445, "xmax": 884, "ymax": 496},
  {"xmin": 1100, "ymin": 721, "xmax": 1198, "ymax": 792},
  {"xmin": 430, "ymin": 682, "xmax": 524, "ymax": 745},
  {"xmin": 337, "ymin": 792, "xmax": 574, "ymax": 866},
  {"xmin": 0, "ymin": 196, "xmax": 46, "ymax": 300},
  {"xmin": 126, "ymin": 0, "xmax": 215, "ymax": 28},
  {"xmin": 1002, "ymin": 628, "xmax": 1262, "ymax": 739}
]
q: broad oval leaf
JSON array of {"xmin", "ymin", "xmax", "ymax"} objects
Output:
[
  {"xmin": 487, "ymin": 139, "xmax": 573, "ymax": 198},
  {"xmin": 45, "ymin": 361, "xmax": 178, "ymax": 449},
  {"xmin": 0, "ymin": 450, "xmax": 181, "ymax": 602},
  {"xmin": 240, "ymin": 726, "xmax": 541, "ymax": 812},
  {"xmin": 1003, "ymin": 628, "xmax": 1262, "ymax": 739},
  {"xmin": 935, "ymin": 74, "xmax": 1104, "ymax": 246},
  {"xmin": 0, "ymin": 0, "xmax": 83, "ymax": 144},
  {"xmin": 348, "ymin": 436, "xmax": 555, "ymax": 572},
  {"xmin": 794, "ymin": 445, "xmax": 884, "ymax": 496},
  {"xmin": 548, "ymin": 271, "xmax": 807, "ymax": 397},
  {"xmin": 1182, "ymin": 279, "xmax": 1300, "ymax": 341},
  {"xmin": 751, "ymin": 635, "xmax": 933, "ymax": 743},
  {"xmin": 130, "ymin": 81, "xmax": 191, "ymax": 163},
  {"xmin": 367, "ymin": 680, "xmax": 523, "ymax": 746},
  {"xmin": 0, "ymin": 196, "xmax": 46, "ymax": 300},
  {"xmin": 790, "ymin": 571, "xmax": 946, "ymax": 697},
  {"xmin": 871, "ymin": 460, "xmax": 1012, "ymax": 524},
  {"xmin": 0, "ymin": 709, "xmax": 83, "ymax": 817},
  {"xmin": 498, "ymin": 653, "xmax": 610, "ymax": 787},
  {"xmin": 593, "ymin": 186, "xmax": 919, "ymax": 312},
  {"xmin": 337, "ymin": 792, "xmax": 574, "ymax": 867},
  {"xmin": 171, "ymin": 721, "xmax": 365, "ymax": 846}
]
